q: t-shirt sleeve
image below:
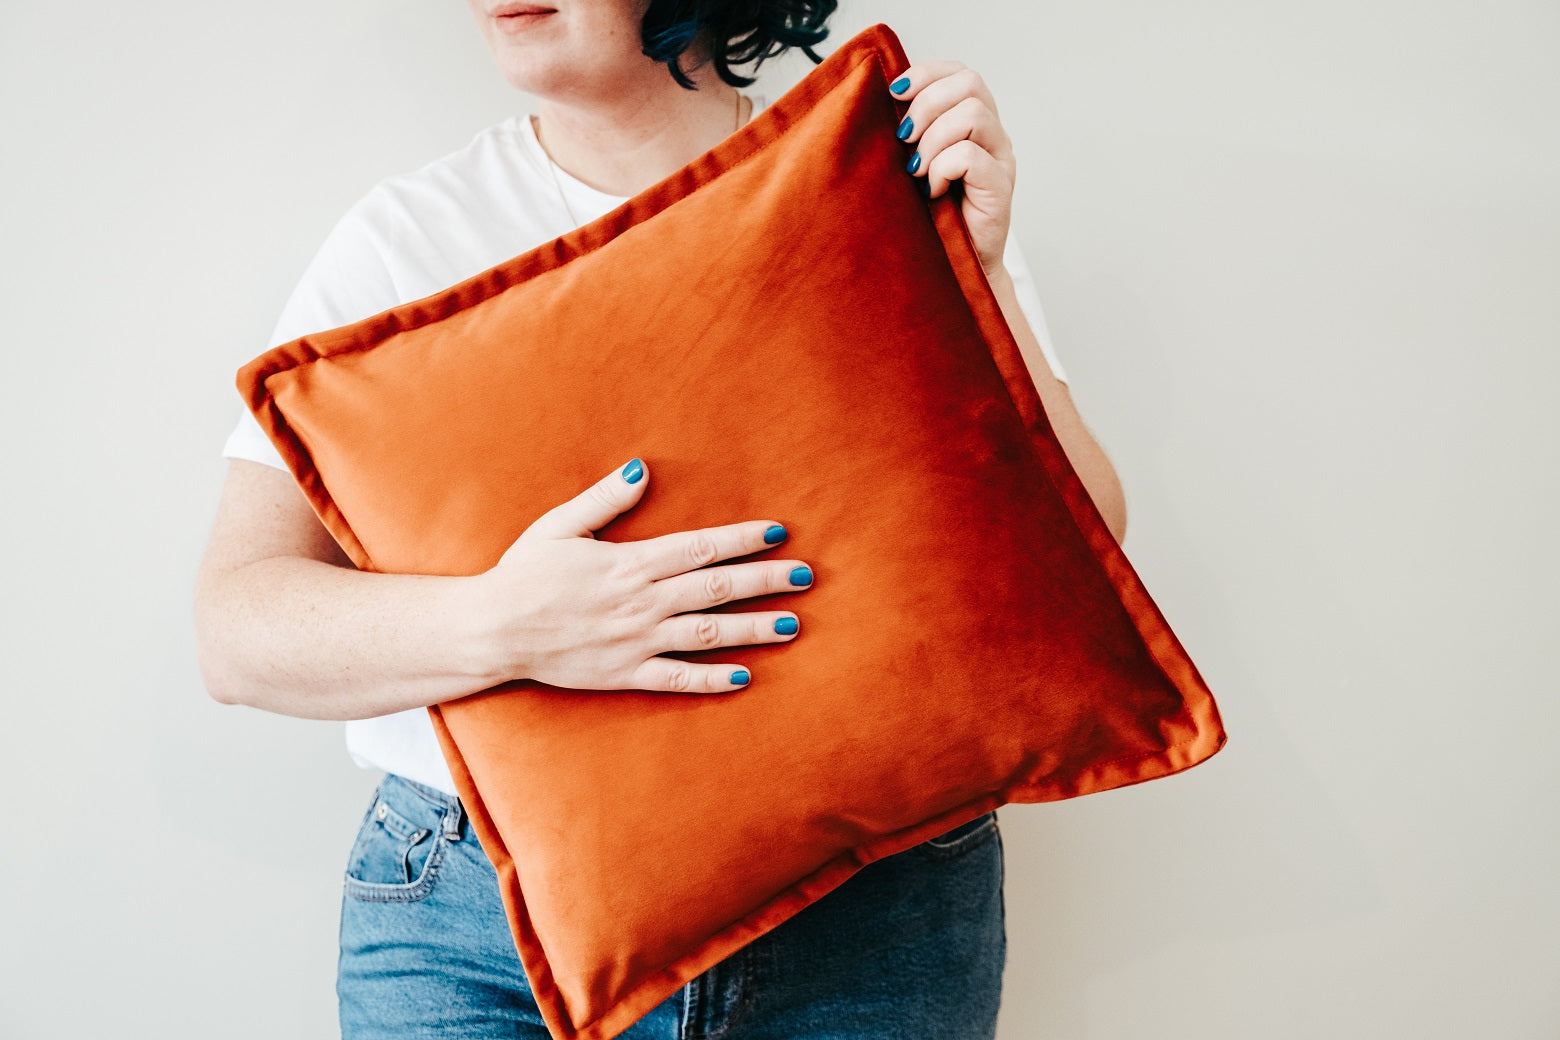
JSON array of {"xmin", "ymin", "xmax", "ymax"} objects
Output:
[
  {"xmin": 999, "ymin": 232, "xmax": 1068, "ymax": 386},
  {"xmin": 221, "ymin": 191, "xmax": 400, "ymax": 471}
]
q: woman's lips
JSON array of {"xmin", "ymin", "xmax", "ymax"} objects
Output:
[{"xmin": 492, "ymin": 5, "xmax": 556, "ymax": 32}]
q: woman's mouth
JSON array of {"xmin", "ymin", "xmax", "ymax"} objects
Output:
[{"xmin": 491, "ymin": 4, "xmax": 556, "ymax": 32}]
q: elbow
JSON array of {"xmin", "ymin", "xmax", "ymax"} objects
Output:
[
  {"xmin": 192, "ymin": 580, "xmax": 244, "ymax": 707},
  {"xmin": 197, "ymin": 650, "xmax": 242, "ymax": 706},
  {"xmin": 194, "ymin": 628, "xmax": 242, "ymax": 707}
]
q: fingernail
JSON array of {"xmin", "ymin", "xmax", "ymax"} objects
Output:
[
  {"xmin": 921, "ymin": 179, "xmax": 931, "ymax": 197},
  {"xmin": 730, "ymin": 670, "xmax": 750, "ymax": 685},
  {"xmin": 895, "ymin": 115, "xmax": 913, "ymax": 141},
  {"xmin": 774, "ymin": 617, "xmax": 799, "ymax": 635},
  {"xmin": 890, "ymin": 75, "xmax": 910, "ymax": 94},
  {"xmin": 789, "ymin": 565, "xmax": 813, "ymax": 586},
  {"xmin": 764, "ymin": 523, "xmax": 788, "ymax": 544},
  {"xmin": 621, "ymin": 458, "xmax": 643, "ymax": 483},
  {"xmin": 905, "ymin": 152, "xmax": 921, "ymax": 175}
]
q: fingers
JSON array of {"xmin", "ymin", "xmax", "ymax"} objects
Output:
[
  {"xmin": 888, "ymin": 63, "xmax": 1013, "ymax": 198},
  {"xmin": 631, "ymin": 517, "xmax": 792, "ymax": 582},
  {"xmin": 889, "ymin": 61, "xmax": 1001, "ymax": 125},
  {"xmin": 653, "ymin": 609, "xmax": 801, "ymax": 654},
  {"xmin": 527, "ymin": 457, "xmax": 649, "ymax": 540},
  {"xmin": 516, "ymin": 458, "xmax": 810, "ymax": 696},
  {"xmin": 889, "ymin": 60, "xmax": 986, "ymax": 108},
  {"xmin": 629, "ymin": 655, "xmax": 758, "ymax": 695},
  {"xmin": 653, "ymin": 556, "xmax": 814, "ymax": 617},
  {"xmin": 628, "ymin": 610, "xmax": 800, "ymax": 694},
  {"xmin": 921, "ymin": 136, "xmax": 1013, "ymax": 203}
]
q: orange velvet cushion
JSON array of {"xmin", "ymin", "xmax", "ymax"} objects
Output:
[{"xmin": 236, "ymin": 21, "xmax": 1226, "ymax": 1040}]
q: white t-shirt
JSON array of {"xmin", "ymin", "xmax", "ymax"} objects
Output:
[{"xmin": 222, "ymin": 92, "xmax": 1069, "ymax": 797}]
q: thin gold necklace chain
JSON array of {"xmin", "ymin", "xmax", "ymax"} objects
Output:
[{"xmin": 538, "ymin": 90, "xmax": 743, "ymax": 228}]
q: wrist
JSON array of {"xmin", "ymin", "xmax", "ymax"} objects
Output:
[{"xmin": 444, "ymin": 571, "xmax": 523, "ymax": 689}]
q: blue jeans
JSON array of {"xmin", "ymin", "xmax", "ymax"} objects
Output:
[{"xmin": 339, "ymin": 772, "xmax": 1006, "ymax": 1039}]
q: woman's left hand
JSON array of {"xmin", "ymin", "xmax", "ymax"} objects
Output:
[{"xmin": 888, "ymin": 61, "xmax": 1016, "ymax": 281}]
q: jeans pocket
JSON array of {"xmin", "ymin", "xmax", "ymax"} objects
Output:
[
  {"xmin": 910, "ymin": 809, "xmax": 1000, "ymax": 861},
  {"xmin": 343, "ymin": 783, "xmax": 450, "ymax": 903}
]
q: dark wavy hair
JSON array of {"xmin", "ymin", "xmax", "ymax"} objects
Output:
[{"xmin": 639, "ymin": 0, "xmax": 838, "ymax": 90}]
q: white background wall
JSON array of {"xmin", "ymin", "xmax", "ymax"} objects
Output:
[{"xmin": 1, "ymin": 1, "xmax": 1555, "ymax": 1036}]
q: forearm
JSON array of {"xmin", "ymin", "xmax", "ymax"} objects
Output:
[
  {"xmin": 984, "ymin": 265, "xmax": 1129, "ymax": 543},
  {"xmin": 195, "ymin": 556, "xmax": 505, "ymax": 721}
]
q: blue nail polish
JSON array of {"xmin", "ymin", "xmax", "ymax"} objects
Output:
[
  {"xmin": 764, "ymin": 523, "xmax": 787, "ymax": 544},
  {"xmin": 621, "ymin": 457, "xmax": 643, "ymax": 483},
  {"xmin": 789, "ymin": 565, "xmax": 813, "ymax": 586},
  {"xmin": 774, "ymin": 617, "xmax": 799, "ymax": 635},
  {"xmin": 895, "ymin": 115, "xmax": 913, "ymax": 141},
  {"xmin": 730, "ymin": 669, "xmax": 750, "ymax": 685},
  {"xmin": 890, "ymin": 76, "xmax": 910, "ymax": 94},
  {"xmin": 921, "ymin": 179, "xmax": 932, "ymax": 197},
  {"xmin": 906, "ymin": 152, "xmax": 921, "ymax": 175}
]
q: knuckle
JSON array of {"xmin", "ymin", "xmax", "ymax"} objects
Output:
[
  {"xmin": 693, "ymin": 613, "xmax": 722, "ymax": 649},
  {"xmin": 587, "ymin": 480, "xmax": 620, "ymax": 511},
  {"xmin": 597, "ymin": 540, "xmax": 632, "ymax": 574},
  {"xmin": 664, "ymin": 663, "xmax": 694, "ymax": 693},
  {"xmin": 702, "ymin": 567, "xmax": 733, "ymax": 603},
  {"xmin": 611, "ymin": 587, "xmax": 654, "ymax": 622},
  {"xmin": 686, "ymin": 532, "xmax": 720, "ymax": 568},
  {"xmin": 611, "ymin": 551, "xmax": 646, "ymax": 584}
]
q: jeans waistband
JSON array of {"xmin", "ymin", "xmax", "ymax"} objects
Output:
[{"xmin": 383, "ymin": 771, "xmax": 466, "ymax": 842}]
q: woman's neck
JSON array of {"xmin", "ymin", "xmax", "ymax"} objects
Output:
[{"xmin": 532, "ymin": 69, "xmax": 750, "ymax": 198}]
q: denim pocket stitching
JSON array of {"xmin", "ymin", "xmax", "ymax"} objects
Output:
[
  {"xmin": 343, "ymin": 790, "xmax": 452, "ymax": 903},
  {"xmin": 369, "ymin": 796, "xmax": 425, "ymax": 843},
  {"xmin": 344, "ymin": 829, "xmax": 449, "ymax": 902},
  {"xmin": 911, "ymin": 811, "xmax": 999, "ymax": 860}
]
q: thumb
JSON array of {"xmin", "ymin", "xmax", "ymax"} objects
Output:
[{"xmin": 527, "ymin": 457, "xmax": 648, "ymax": 540}]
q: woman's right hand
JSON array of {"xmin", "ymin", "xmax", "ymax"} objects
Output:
[{"xmin": 466, "ymin": 457, "xmax": 810, "ymax": 694}]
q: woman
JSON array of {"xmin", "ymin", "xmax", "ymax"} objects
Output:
[{"xmin": 194, "ymin": 1, "xmax": 1126, "ymax": 1036}]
